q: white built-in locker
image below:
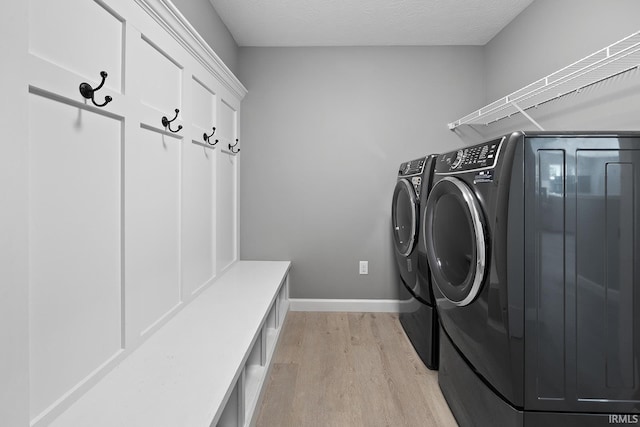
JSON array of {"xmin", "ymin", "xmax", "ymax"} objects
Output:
[{"xmin": 5, "ymin": 0, "xmax": 246, "ymax": 425}]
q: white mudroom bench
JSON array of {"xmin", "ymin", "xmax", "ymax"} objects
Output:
[{"xmin": 50, "ymin": 261, "xmax": 291, "ymax": 427}]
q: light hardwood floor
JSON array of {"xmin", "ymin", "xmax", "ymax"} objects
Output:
[{"xmin": 255, "ymin": 312, "xmax": 458, "ymax": 427}]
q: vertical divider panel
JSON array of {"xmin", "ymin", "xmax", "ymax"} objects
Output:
[
  {"xmin": 216, "ymin": 99, "xmax": 239, "ymax": 273},
  {"xmin": 243, "ymin": 330, "xmax": 266, "ymax": 422},
  {"xmin": 27, "ymin": 0, "xmax": 127, "ymax": 422},
  {"xmin": 275, "ymin": 292, "xmax": 281, "ymax": 328},
  {"xmin": 266, "ymin": 304, "xmax": 277, "ymax": 330},
  {"xmin": 260, "ymin": 325, "xmax": 267, "ymax": 366},
  {"xmin": 182, "ymin": 74, "xmax": 218, "ymax": 296},
  {"xmin": 125, "ymin": 29, "xmax": 184, "ymax": 341},
  {"xmin": 277, "ymin": 290, "xmax": 283, "ymax": 329},
  {"xmin": 215, "ymin": 378, "xmax": 242, "ymax": 427},
  {"xmin": 238, "ymin": 371, "xmax": 246, "ymax": 427},
  {"xmin": 212, "ymin": 142, "xmax": 219, "ymax": 276},
  {"xmin": 279, "ymin": 275, "xmax": 290, "ymax": 324},
  {"xmin": 265, "ymin": 302, "xmax": 278, "ymax": 359},
  {"xmin": 121, "ymin": 10, "xmax": 137, "ymax": 356}
]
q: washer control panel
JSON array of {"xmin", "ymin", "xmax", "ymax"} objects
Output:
[
  {"xmin": 398, "ymin": 157, "xmax": 426, "ymax": 177},
  {"xmin": 437, "ymin": 138, "xmax": 503, "ymax": 174},
  {"xmin": 398, "ymin": 157, "xmax": 426, "ymax": 196}
]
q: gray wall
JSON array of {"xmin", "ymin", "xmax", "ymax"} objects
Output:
[
  {"xmin": 484, "ymin": 0, "xmax": 640, "ymax": 101},
  {"xmin": 463, "ymin": 0, "xmax": 640, "ymax": 142},
  {"xmin": 238, "ymin": 47, "xmax": 484, "ymax": 299},
  {"xmin": 171, "ymin": 0, "xmax": 239, "ymax": 74},
  {"xmin": 178, "ymin": 0, "xmax": 640, "ymax": 301}
]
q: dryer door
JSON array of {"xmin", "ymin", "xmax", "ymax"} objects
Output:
[
  {"xmin": 424, "ymin": 176, "xmax": 487, "ymax": 306},
  {"xmin": 392, "ymin": 179, "xmax": 418, "ymax": 257}
]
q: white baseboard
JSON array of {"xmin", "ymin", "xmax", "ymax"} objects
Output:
[{"xmin": 289, "ymin": 298, "xmax": 419, "ymax": 313}]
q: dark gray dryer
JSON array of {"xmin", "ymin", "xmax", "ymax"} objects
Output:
[
  {"xmin": 423, "ymin": 132, "xmax": 640, "ymax": 426},
  {"xmin": 392, "ymin": 155, "xmax": 438, "ymax": 369}
]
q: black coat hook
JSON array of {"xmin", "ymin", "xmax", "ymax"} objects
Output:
[
  {"xmin": 203, "ymin": 127, "xmax": 217, "ymax": 145},
  {"xmin": 229, "ymin": 138, "xmax": 240, "ymax": 154},
  {"xmin": 79, "ymin": 71, "xmax": 113, "ymax": 107},
  {"xmin": 162, "ymin": 109, "xmax": 182, "ymax": 133}
]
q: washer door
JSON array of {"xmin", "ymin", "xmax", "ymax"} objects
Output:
[
  {"xmin": 392, "ymin": 179, "xmax": 418, "ymax": 257},
  {"xmin": 424, "ymin": 176, "xmax": 487, "ymax": 306}
]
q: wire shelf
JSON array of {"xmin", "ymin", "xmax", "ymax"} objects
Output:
[{"xmin": 448, "ymin": 31, "xmax": 640, "ymax": 130}]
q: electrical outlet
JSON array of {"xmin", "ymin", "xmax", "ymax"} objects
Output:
[{"xmin": 359, "ymin": 261, "xmax": 368, "ymax": 275}]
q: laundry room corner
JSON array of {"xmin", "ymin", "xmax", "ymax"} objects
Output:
[
  {"xmin": 237, "ymin": 46, "xmax": 485, "ymax": 307},
  {"xmin": 455, "ymin": 0, "xmax": 640, "ymax": 144}
]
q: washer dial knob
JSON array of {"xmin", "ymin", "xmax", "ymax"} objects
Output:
[{"xmin": 451, "ymin": 150, "xmax": 465, "ymax": 169}]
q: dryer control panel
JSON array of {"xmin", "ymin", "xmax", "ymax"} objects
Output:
[{"xmin": 436, "ymin": 137, "xmax": 504, "ymax": 174}]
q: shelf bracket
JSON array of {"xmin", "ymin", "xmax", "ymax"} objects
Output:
[{"xmin": 511, "ymin": 102, "xmax": 545, "ymax": 131}]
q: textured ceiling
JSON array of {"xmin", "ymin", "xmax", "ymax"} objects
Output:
[{"xmin": 209, "ymin": 0, "xmax": 534, "ymax": 47}]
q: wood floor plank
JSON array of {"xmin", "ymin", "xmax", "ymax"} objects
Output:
[
  {"xmin": 292, "ymin": 312, "xmax": 360, "ymax": 426},
  {"xmin": 349, "ymin": 314, "xmax": 400, "ymax": 426},
  {"xmin": 374, "ymin": 313, "xmax": 442, "ymax": 426},
  {"xmin": 256, "ymin": 311, "xmax": 458, "ymax": 427},
  {"xmin": 254, "ymin": 363, "xmax": 299, "ymax": 427},
  {"xmin": 274, "ymin": 311, "xmax": 307, "ymax": 364}
]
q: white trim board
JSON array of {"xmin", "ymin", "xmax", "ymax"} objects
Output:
[
  {"xmin": 133, "ymin": 0, "xmax": 247, "ymax": 100},
  {"xmin": 289, "ymin": 298, "xmax": 420, "ymax": 313}
]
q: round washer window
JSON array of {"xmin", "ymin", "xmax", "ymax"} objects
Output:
[
  {"xmin": 424, "ymin": 177, "xmax": 487, "ymax": 306},
  {"xmin": 392, "ymin": 179, "xmax": 418, "ymax": 257}
]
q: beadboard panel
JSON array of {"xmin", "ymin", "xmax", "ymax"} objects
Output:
[
  {"xmin": 191, "ymin": 76, "xmax": 218, "ymax": 132},
  {"xmin": 218, "ymin": 98, "xmax": 237, "ymax": 141},
  {"xmin": 138, "ymin": 33, "xmax": 184, "ymax": 116},
  {"xmin": 217, "ymin": 145, "xmax": 238, "ymax": 271},
  {"xmin": 28, "ymin": 0, "xmax": 124, "ymax": 94},
  {"xmin": 181, "ymin": 142, "xmax": 217, "ymax": 296},
  {"xmin": 28, "ymin": 91, "xmax": 123, "ymax": 419},
  {"xmin": 125, "ymin": 127, "xmax": 182, "ymax": 337},
  {"xmin": 217, "ymin": 99, "xmax": 239, "ymax": 273}
]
